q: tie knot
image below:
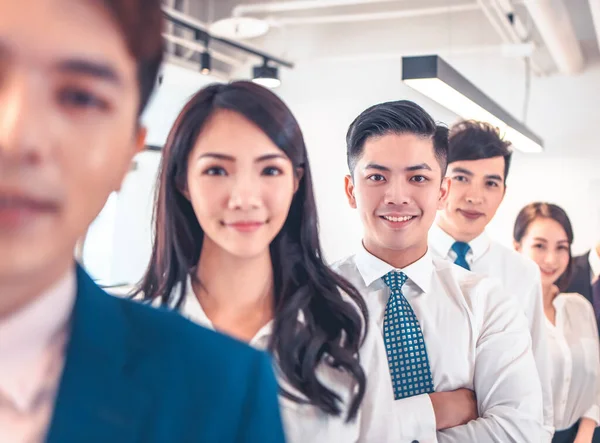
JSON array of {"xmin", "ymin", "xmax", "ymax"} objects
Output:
[
  {"xmin": 451, "ymin": 241, "xmax": 471, "ymax": 259},
  {"xmin": 382, "ymin": 270, "xmax": 408, "ymax": 291}
]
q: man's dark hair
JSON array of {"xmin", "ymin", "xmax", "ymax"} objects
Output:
[
  {"xmin": 448, "ymin": 120, "xmax": 513, "ymax": 183},
  {"xmin": 103, "ymin": 0, "xmax": 164, "ymax": 115},
  {"xmin": 346, "ymin": 100, "xmax": 448, "ymax": 176}
]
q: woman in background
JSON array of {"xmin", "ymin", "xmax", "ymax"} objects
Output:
[
  {"xmin": 514, "ymin": 202, "xmax": 600, "ymax": 443},
  {"xmin": 135, "ymin": 81, "xmax": 397, "ymax": 442}
]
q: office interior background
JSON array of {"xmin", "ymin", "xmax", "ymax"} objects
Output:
[{"xmin": 82, "ymin": 0, "xmax": 600, "ymax": 287}]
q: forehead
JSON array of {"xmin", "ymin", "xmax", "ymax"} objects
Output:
[
  {"xmin": 528, "ymin": 218, "xmax": 568, "ymax": 239},
  {"xmin": 194, "ymin": 110, "xmax": 282, "ymax": 156},
  {"xmin": 0, "ymin": 0, "xmax": 135, "ymax": 84},
  {"xmin": 359, "ymin": 132, "xmax": 439, "ymax": 169},
  {"xmin": 449, "ymin": 156, "xmax": 505, "ymax": 177}
]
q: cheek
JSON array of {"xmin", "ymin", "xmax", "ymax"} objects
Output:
[
  {"xmin": 64, "ymin": 135, "xmax": 135, "ymax": 231},
  {"xmin": 265, "ymin": 179, "xmax": 295, "ymax": 219}
]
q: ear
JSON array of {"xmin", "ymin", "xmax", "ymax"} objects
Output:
[
  {"xmin": 513, "ymin": 240, "xmax": 522, "ymax": 252},
  {"xmin": 134, "ymin": 125, "xmax": 147, "ymax": 155},
  {"xmin": 344, "ymin": 175, "xmax": 357, "ymax": 209},
  {"xmin": 294, "ymin": 167, "xmax": 305, "ymax": 193},
  {"xmin": 437, "ymin": 176, "xmax": 451, "ymax": 210},
  {"xmin": 114, "ymin": 125, "xmax": 148, "ymax": 193}
]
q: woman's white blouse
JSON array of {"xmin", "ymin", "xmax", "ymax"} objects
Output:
[{"xmin": 546, "ymin": 293, "xmax": 600, "ymax": 431}]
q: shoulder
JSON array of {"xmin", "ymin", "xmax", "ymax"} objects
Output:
[
  {"xmin": 112, "ymin": 295, "xmax": 268, "ymax": 376},
  {"xmin": 489, "ymin": 242, "xmax": 540, "ymax": 276},
  {"xmin": 330, "ymin": 254, "xmax": 357, "ymax": 274},
  {"xmin": 560, "ymin": 292, "xmax": 595, "ymax": 314}
]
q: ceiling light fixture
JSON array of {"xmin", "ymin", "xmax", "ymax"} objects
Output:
[{"xmin": 402, "ymin": 55, "xmax": 543, "ymax": 153}]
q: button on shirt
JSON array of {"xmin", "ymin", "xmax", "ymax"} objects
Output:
[
  {"xmin": 0, "ymin": 270, "xmax": 76, "ymax": 443},
  {"xmin": 428, "ymin": 224, "xmax": 554, "ymax": 438},
  {"xmin": 547, "ymin": 293, "xmax": 600, "ymax": 431},
  {"xmin": 332, "ymin": 247, "xmax": 544, "ymax": 443},
  {"xmin": 178, "ymin": 277, "xmax": 399, "ymax": 443}
]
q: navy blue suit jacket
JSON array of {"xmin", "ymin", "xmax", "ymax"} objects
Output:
[{"xmin": 44, "ymin": 266, "xmax": 286, "ymax": 443}]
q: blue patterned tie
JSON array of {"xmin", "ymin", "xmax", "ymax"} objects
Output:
[
  {"xmin": 451, "ymin": 241, "xmax": 471, "ymax": 270},
  {"xmin": 382, "ymin": 271, "xmax": 435, "ymax": 400}
]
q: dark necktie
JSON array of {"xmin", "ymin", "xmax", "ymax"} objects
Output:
[
  {"xmin": 451, "ymin": 241, "xmax": 471, "ymax": 270},
  {"xmin": 382, "ymin": 271, "xmax": 435, "ymax": 399},
  {"xmin": 592, "ymin": 277, "xmax": 600, "ymax": 326}
]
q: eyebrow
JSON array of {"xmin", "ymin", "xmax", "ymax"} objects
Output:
[
  {"xmin": 451, "ymin": 166, "xmax": 503, "ymax": 181},
  {"xmin": 57, "ymin": 59, "xmax": 123, "ymax": 87},
  {"xmin": 364, "ymin": 162, "xmax": 433, "ymax": 172},
  {"xmin": 197, "ymin": 153, "xmax": 288, "ymax": 162}
]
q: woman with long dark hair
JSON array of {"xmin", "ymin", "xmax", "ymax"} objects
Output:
[
  {"xmin": 135, "ymin": 81, "xmax": 397, "ymax": 441},
  {"xmin": 514, "ymin": 203, "xmax": 600, "ymax": 443}
]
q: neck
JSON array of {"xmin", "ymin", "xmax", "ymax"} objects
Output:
[
  {"xmin": 194, "ymin": 239, "xmax": 274, "ymax": 315},
  {"xmin": 542, "ymin": 283, "xmax": 558, "ymax": 309},
  {"xmin": 363, "ymin": 238, "xmax": 427, "ymax": 269},
  {"xmin": 0, "ymin": 256, "xmax": 74, "ymax": 320},
  {"xmin": 436, "ymin": 218, "xmax": 481, "ymax": 243}
]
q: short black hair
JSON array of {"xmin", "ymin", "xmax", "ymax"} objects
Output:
[
  {"xmin": 102, "ymin": 0, "xmax": 164, "ymax": 115},
  {"xmin": 346, "ymin": 100, "xmax": 448, "ymax": 176},
  {"xmin": 448, "ymin": 120, "xmax": 513, "ymax": 182}
]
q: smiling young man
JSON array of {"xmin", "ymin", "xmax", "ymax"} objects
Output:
[
  {"xmin": 332, "ymin": 101, "xmax": 543, "ymax": 442},
  {"xmin": 0, "ymin": 1, "xmax": 285, "ymax": 442},
  {"xmin": 428, "ymin": 120, "xmax": 554, "ymax": 439}
]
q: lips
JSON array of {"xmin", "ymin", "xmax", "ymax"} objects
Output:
[
  {"xmin": 223, "ymin": 220, "xmax": 266, "ymax": 233},
  {"xmin": 0, "ymin": 194, "xmax": 59, "ymax": 229},
  {"xmin": 379, "ymin": 214, "xmax": 417, "ymax": 228},
  {"xmin": 458, "ymin": 209, "xmax": 484, "ymax": 220}
]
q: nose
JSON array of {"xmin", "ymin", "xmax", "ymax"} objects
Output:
[
  {"xmin": 227, "ymin": 173, "xmax": 261, "ymax": 210},
  {"xmin": 383, "ymin": 179, "xmax": 411, "ymax": 206},
  {"xmin": 465, "ymin": 185, "xmax": 484, "ymax": 205},
  {"xmin": 0, "ymin": 70, "xmax": 53, "ymax": 166}
]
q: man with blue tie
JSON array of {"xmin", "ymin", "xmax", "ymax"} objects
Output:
[
  {"xmin": 428, "ymin": 120, "xmax": 553, "ymax": 439},
  {"xmin": 0, "ymin": 1, "xmax": 285, "ymax": 442},
  {"xmin": 333, "ymin": 101, "xmax": 543, "ymax": 442}
]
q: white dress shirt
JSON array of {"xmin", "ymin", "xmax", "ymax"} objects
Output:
[
  {"xmin": 332, "ymin": 246, "xmax": 544, "ymax": 443},
  {"xmin": 0, "ymin": 269, "xmax": 76, "ymax": 443},
  {"xmin": 428, "ymin": 224, "xmax": 554, "ymax": 438},
  {"xmin": 547, "ymin": 293, "xmax": 600, "ymax": 431},
  {"xmin": 589, "ymin": 249, "xmax": 600, "ymax": 281},
  {"xmin": 177, "ymin": 276, "xmax": 399, "ymax": 443}
]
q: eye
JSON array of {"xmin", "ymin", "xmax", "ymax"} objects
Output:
[
  {"xmin": 453, "ymin": 175, "xmax": 468, "ymax": 183},
  {"xmin": 59, "ymin": 87, "xmax": 109, "ymax": 111},
  {"xmin": 203, "ymin": 166, "xmax": 227, "ymax": 176},
  {"xmin": 410, "ymin": 175, "xmax": 428, "ymax": 183},
  {"xmin": 367, "ymin": 174, "xmax": 386, "ymax": 182},
  {"xmin": 262, "ymin": 166, "xmax": 282, "ymax": 176},
  {"xmin": 533, "ymin": 243, "xmax": 545, "ymax": 249},
  {"xmin": 558, "ymin": 245, "xmax": 569, "ymax": 251},
  {"xmin": 486, "ymin": 181, "xmax": 500, "ymax": 188}
]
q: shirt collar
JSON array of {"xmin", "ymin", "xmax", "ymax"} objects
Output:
[
  {"xmin": 355, "ymin": 243, "xmax": 433, "ymax": 294},
  {"xmin": 589, "ymin": 249, "xmax": 600, "ymax": 279},
  {"xmin": 0, "ymin": 267, "xmax": 76, "ymax": 411},
  {"xmin": 429, "ymin": 223, "xmax": 491, "ymax": 262}
]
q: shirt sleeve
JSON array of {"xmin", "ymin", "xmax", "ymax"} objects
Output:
[
  {"xmin": 523, "ymin": 269, "xmax": 555, "ymax": 439},
  {"xmin": 392, "ymin": 394, "xmax": 438, "ymax": 443},
  {"xmin": 438, "ymin": 280, "xmax": 544, "ymax": 443},
  {"xmin": 582, "ymin": 299, "xmax": 600, "ymax": 426}
]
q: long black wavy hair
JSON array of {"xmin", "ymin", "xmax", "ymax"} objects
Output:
[{"xmin": 135, "ymin": 81, "xmax": 369, "ymax": 420}]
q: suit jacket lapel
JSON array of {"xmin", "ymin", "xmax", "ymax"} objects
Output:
[{"xmin": 46, "ymin": 266, "xmax": 150, "ymax": 443}]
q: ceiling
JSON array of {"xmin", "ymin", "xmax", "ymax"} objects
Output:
[{"xmin": 163, "ymin": 0, "xmax": 600, "ymax": 78}]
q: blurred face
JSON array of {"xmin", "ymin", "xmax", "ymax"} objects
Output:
[
  {"xmin": 345, "ymin": 133, "xmax": 449, "ymax": 267},
  {"xmin": 185, "ymin": 110, "xmax": 298, "ymax": 260},
  {"xmin": 437, "ymin": 157, "xmax": 506, "ymax": 242},
  {"xmin": 0, "ymin": 1, "xmax": 144, "ymax": 284},
  {"xmin": 515, "ymin": 217, "xmax": 570, "ymax": 289}
]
